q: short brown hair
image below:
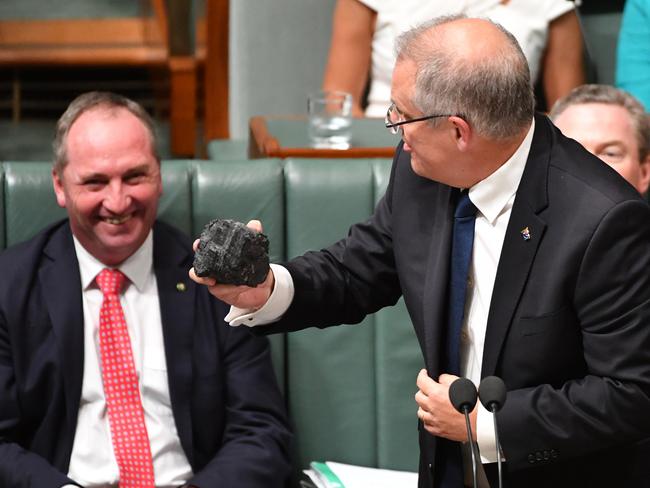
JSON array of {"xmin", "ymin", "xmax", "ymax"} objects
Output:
[
  {"xmin": 550, "ymin": 84, "xmax": 650, "ymax": 163},
  {"xmin": 53, "ymin": 91, "xmax": 159, "ymax": 175}
]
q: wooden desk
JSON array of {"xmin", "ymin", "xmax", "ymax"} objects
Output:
[{"xmin": 248, "ymin": 115, "xmax": 397, "ymax": 158}]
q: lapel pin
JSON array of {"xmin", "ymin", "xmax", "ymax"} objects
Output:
[
  {"xmin": 520, "ymin": 227, "xmax": 531, "ymax": 241},
  {"xmin": 176, "ymin": 282, "xmax": 187, "ymax": 292}
]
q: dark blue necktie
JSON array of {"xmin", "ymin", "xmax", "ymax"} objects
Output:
[
  {"xmin": 445, "ymin": 190, "xmax": 477, "ymax": 376},
  {"xmin": 435, "ymin": 190, "xmax": 477, "ymax": 488}
]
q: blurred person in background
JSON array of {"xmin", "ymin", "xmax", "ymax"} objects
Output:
[
  {"xmin": 323, "ymin": 0, "xmax": 585, "ymax": 117},
  {"xmin": 550, "ymin": 84, "xmax": 650, "ymax": 195}
]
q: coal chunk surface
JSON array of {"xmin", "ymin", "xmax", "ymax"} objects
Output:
[{"xmin": 193, "ymin": 219, "xmax": 270, "ymax": 286}]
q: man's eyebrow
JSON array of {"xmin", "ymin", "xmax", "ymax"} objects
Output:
[
  {"xmin": 78, "ymin": 171, "xmax": 107, "ymax": 181},
  {"xmin": 392, "ymin": 101, "xmax": 415, "ymax": 119},
  {"xmin": 596, "ymin": 140, "xmax": 626, "ymax": 149},
  {"xmin": 123, "ymin": 164, "xmax": 153, "ymax": 175}
]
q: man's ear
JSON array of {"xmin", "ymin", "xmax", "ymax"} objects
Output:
[
  {"xmin": 52, "ymin": 168, "xmax": 67, "ymax": 208},
  {"xmin": 449, "ymin": 116, "xmax": 471, "ymax": 151},
  {"xmin": 638, "ymin": 155, "xmax": 650, "ymax": 196}
]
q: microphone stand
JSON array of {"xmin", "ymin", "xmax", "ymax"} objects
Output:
[
  {"xmin": 491, "ymin": 403, "xmax": 503, "ymax": 488},
  {"xmin": 462, "ymin": 405, "xmax": 478, "ymax": 488}
]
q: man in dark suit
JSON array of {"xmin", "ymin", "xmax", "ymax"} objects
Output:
[
  {"xmin": 0, "ymin": 92, "xmax": 291, "ymax": 487},
  {"xmin": 191, "ymin": 15, "xmax": 650, "ymax": 488}
]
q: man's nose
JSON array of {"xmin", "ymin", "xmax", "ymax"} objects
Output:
[{"xmin": 103, "ymin": 182, "xmax": 132, "ymax": 213}]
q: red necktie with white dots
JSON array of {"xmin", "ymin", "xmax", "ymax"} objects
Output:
[{"xmin": 97, "ymin": 268, "xmax": 155, "ymax": 488}]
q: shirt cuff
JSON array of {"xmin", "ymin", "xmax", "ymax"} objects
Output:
[
  {"xmin": 225, "ymin": 264, "xmax": 295, "ymax": 327},
  {"xmin": 477, "ymin": 403, "xmax": 503, "ymax": 464}
]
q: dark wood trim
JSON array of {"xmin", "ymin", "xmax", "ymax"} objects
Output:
[
  {"xmin": 169, "ymin": 56, "xmax": 198, "ymax": 156},
  {"xmin": 204, "ymin": 0, "xmax": 230, "ymax": 141}
]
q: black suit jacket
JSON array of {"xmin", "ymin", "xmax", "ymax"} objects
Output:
[
  {"xmin": 0, "ymin": 220, "xmax": 292, "ymax": 488},
  {"xmin": 263, "ymin": 115, "xmax": 650, "ymax": 487}
]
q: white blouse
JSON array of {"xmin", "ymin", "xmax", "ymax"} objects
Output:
[{"xmin": 359, "ymin": 0, "xmax": 576, "ymax": 117}]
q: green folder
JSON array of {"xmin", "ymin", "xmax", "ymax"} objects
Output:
[{"xmin": 310, "ymin": 461, "xmax": 345, "ymax": 488}]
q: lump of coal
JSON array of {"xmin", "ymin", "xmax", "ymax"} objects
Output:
[{"xmin": 193, "ymin": 219, "xmax": 270, "ymax": 286}]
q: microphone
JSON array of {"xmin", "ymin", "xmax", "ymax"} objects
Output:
[
  {"xmin": 449, "ymin": 378, "xmax": 479, "ymax": 488},
  {"xmin": 479, "ymin": 376, "xmax": 507, "ymax": 488}
]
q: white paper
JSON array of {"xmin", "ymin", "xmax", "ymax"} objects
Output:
[{"xmin": 325, "ymin": 461, "xmax": 418, "ymax": 488}]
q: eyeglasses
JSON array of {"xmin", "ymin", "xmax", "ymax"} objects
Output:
[{"xmin": 384, "ymin": 103, "xmax": 454, "ymax": 135}]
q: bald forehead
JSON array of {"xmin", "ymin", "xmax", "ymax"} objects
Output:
[
  {"xmin": 426, "ymin": 18, "xmax": 512, "ymax": 59},
  {"xmin": 68, "ymin": 106, "xmax": 155, "ymax": 152}
]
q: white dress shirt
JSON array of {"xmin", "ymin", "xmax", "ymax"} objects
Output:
[
  {"xmin": 228, "ymin": 120, "xmax": 535, "ymax": 467},
  {"xmin": 64, "ymin": 232, "xmax": 192, "ymax": 488},
  {"xmin": 466, "ymin": 119, "xmax": 534, "ymax": 462}
]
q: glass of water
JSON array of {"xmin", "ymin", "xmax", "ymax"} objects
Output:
[{"xmin": 307, "ymin": 90, "xmax": 352, "ymax": 149}]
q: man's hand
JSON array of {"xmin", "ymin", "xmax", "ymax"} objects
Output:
[
  {"xmin": 189, "ymin": 220, "xmax": 275, "ymax": 310},
  {"xmin": 415, "ymin": 369, "xmax": 477, "ymax": 442}
]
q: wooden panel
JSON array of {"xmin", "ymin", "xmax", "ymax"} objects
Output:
[
  {"xmin": 169, "ymin": 56, "xmax": 198, "ymax": 156},
  {"xmin": 204, "ymin": 0, "xmax": 229, "ymax": 140},
  {"xmin": 0, "ymin": 47, "xmax": 168, "ymax": 66},
  {"xmin": 0, "ymin": 18, "xmax": 165, "ymax": 46}
]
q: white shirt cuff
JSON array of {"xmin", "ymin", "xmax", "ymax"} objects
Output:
[
  {"xmin": 477, "ymin": 403, "xmax": 503, "ymax": 463},
  {"xmin": 225, "ymin": 264, "xmax": 295, "ymax": 327}
]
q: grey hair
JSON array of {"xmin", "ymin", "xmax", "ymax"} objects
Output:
[
  {"xmin": 53, "ymin": 91, "xmax": 159, "ymax": 175},
  {"xmin": 394, "ymin": 14, "xmax": 534, "ymax": 140},
  {"xmin": 549, "ymin": 84, "xmax": 650, "ymax": 162}
]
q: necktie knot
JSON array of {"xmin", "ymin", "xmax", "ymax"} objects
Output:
[
  {"xmin": 455, "ymin": 191, "xmax": 477, "ymax": 219},
  {"xmin": 96, "ymin": 268, "xmax": 126, "ymax": 296}
]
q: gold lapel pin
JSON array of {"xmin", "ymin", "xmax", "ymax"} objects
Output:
[
  {"xmin": 176, "ymin": 282, "xmax": 187, "ymax": 292},
  {"xmin": 520, "ymin": 227, "xmax": 531, "ymax": 241}
]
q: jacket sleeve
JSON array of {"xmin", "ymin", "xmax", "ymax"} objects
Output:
[{"xmin": 0, "ymin": 312, "xmax": 80, "ymax": 488}]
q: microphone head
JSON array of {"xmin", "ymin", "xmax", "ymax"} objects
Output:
[
  {"xmin": 449, "ymin": 377, "xmax": 478, "ymax": 413},
  {"xmin": 478, "ymin": 376, "xmax": 507, "ymax": 412}
]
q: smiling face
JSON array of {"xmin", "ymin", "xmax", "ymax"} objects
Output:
[
  {"xmin": 52, "ymin": 106, "xmax": 162, "ymax": 266},
  {"xmin": 553, "ymin": 102, "xmax": 650, "ymax": 194}
]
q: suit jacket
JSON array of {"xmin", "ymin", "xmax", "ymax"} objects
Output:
[
  {"xmin": 0, "ymin": 220, "xmax": 292, "ymax": 488},
  {"xmin": 262, "ymin": 115, "xmax": 650, "ymax": 487}
]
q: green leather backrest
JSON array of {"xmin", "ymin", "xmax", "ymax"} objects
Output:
[
  {"xmin": 191, "ymin": 158, "xmax": 284, "ymax": 262},
  {"xmin": 158, "ymin": 160, "xmax": 194, "ymax": 236},
  {"xmin": 3, "ymin": 162, "xmax": 67, "ymax": 248},
  {"xmin": 191, "ymin": 158, "xmax": 286, "ymax": 391},
  {"xmin": 284, "ymin": 158, "xmax": 420, "ymax": 472}
]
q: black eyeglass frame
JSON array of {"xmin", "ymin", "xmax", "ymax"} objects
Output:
[{"xmin": 384, "ymin": 103, "xmax": 458, "ymax": 135}]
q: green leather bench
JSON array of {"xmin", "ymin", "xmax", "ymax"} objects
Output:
[{"xmin": 0, "ymin": 158, "xmax": 422, "ymax": 478}]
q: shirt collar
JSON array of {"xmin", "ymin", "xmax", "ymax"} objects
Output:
[
  {"xmin": 468, "ymin": 118, "xmax": 535, "ymax": 225},
  {"xmin": 73, "ymin": 230, "xmax": 154, "ymax": 292}
]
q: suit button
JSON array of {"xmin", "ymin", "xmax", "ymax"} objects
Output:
[
  {"xmin": 551, "ymin": 449, "xmax": 558, "ymax": 459},
  {"xmin": 528, "ymin": 454, "xmax": 536, "ymax": 464},
  {"xmin": 428, "ymin": 463, "xmax": 433, "ymax": 473},
  {"xmin": 536, "ymin": 451, "xmax": 543, "ymax": 461},
  {"xmin": 543, "ymin": 450, "xmax": 550, "ymax": 460}
]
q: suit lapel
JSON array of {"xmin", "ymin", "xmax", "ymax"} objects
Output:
[
  {"xmin": 422, "ymin": 186, "xmax": 456, "ymax": 375},
  {"xmin": 481, "ymin": 116, "xmax": 552, "ymax": 376},
  {"xmin": 153, "ymin": 222, "xmax": 196, "ymax": 464},
  {"xmin": 39, "ymin": 223, "xmax": 85, "ymax": 435}
]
